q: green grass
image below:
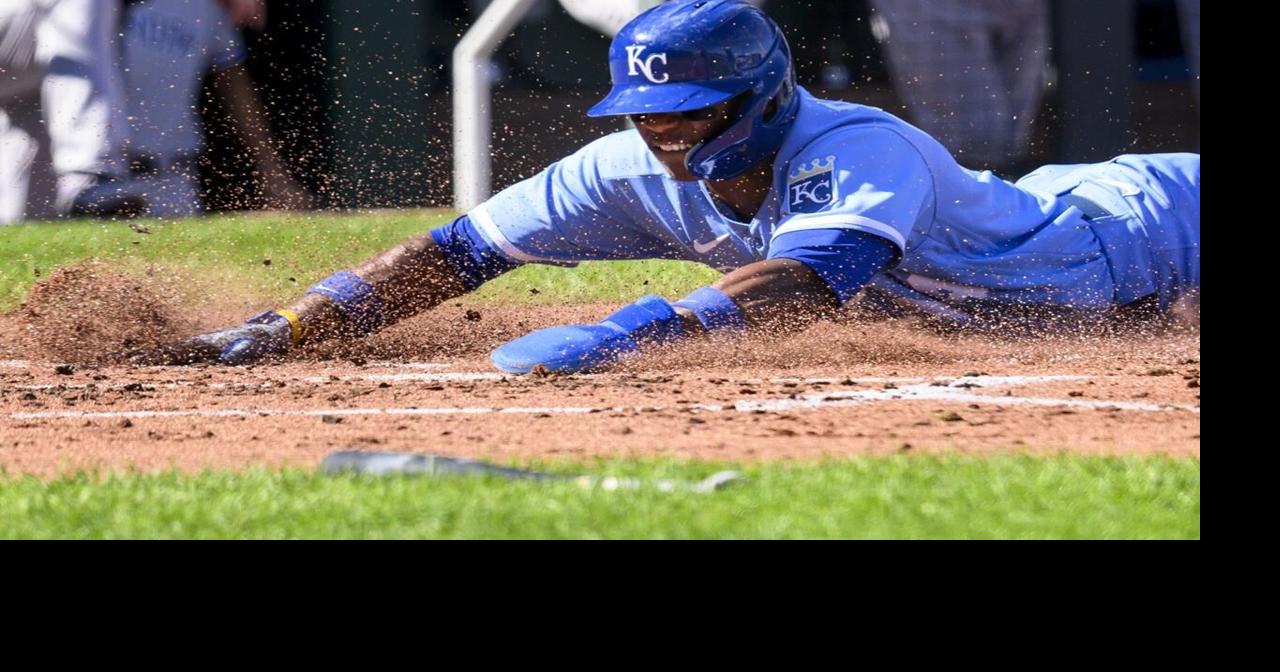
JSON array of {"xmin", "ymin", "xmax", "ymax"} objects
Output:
[
  {"xmin": 0, "ymin": 211, "xmax": 718, "ymax": 310},
  {"xmin": 0, "ymin": 457, "xmax": 1200, "ymax": 539}
]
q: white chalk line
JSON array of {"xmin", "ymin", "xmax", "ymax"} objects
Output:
[
  {"xmin": 9, "ymin": 406, "xmax": 599, "ymax": 420},
  {"xmin": 4, "ymin": 371, "xmax": 1070, "ymax": 393},
  {"xmin": 8, "ymin": 371, "xmax": 503, "ymax": 393},
  {"xmin": 729, "ymin": 387, "xmax": 1199, "ymax": 414},
  {"xmin": 5, "ymin": 375, "xmax": 1198, "ymax": 421},
  {"xmin": 0, "ymin": 360, "xmax": 451, "ymax": 371}
]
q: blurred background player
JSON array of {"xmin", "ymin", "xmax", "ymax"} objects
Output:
[
  {"xmin": 0, "ymin": 0, "xmax": 138, "ymax": 224},
  {"xmin": 118, "ymin": 0, "xmax": 308, "ymax": 217},
  {"xmin": 868, "ymin": 0, "xmax": 1050, "ymax": 175}
]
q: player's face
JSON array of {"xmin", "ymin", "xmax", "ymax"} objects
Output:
[{"xmin": 629, "ymin": 94, "xmax": 744, "ymax": 181}]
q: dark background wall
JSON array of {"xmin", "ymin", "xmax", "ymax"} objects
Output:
[{"xmin": 200, "ymin": 0, "xmax": 1200, "ymax": 211}]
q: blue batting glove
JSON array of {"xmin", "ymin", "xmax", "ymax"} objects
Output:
[
  {"xmin": 204, "ymin": 311, "xmax": 295, "ymax": 365},
  {"xmin": 491, "ymin": 295, "xmax": 683, "ymax": 374},
  {"xmin": 130, "ymin": 310, "xmax": 299, "ymax": 365}
]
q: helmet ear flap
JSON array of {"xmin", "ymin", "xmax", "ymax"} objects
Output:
[
  {"xmin": 763, "ymin": 97, "xmax": 778, "ymax": 122},
  {"xmin": 763, "ymin": 72, "xmax": 796, "ymax": 125},
  {"xmin": 685, "ymin": 47, "xmax": 799, "ymax": 180}
]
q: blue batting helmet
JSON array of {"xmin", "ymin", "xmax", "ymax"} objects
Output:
[{"xmin": 587, "ymin": 0, "xmax": 799, "ymax": 180}]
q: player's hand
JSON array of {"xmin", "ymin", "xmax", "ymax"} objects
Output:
[
  {"xmin": 129, "ymin": 311, "xmax": 296, "ymax": 366},
  {"xmin": 218, "ymin": 0, "xmax": 267, "ymax": 31},
  {"xmin": 491, "ymin": 323, "xmax": 639, "ymax": 374},
  {"xmin": 491, "ymin": 295, "xmax": 682, "ymax": 374}
]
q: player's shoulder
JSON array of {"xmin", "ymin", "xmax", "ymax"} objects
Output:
[
  {"xmin": 780, "ymin": 89, "xmax": 929, "ymax": 166},
  {"xmin": 564, "ymin": 129, "xmax": 667, "ymax": 180}
]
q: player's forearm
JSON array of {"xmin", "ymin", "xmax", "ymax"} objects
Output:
[
  {"xmin": 668, "ymin": 258, "xmax": 841, "ymax": 337},
  {"xmin": 673, "ymin": 231, "xmax": 897, "ymax": 337},
  {"xmin": 133, "ymin": 217, "xmax": 511, "ymax": 365},
  {"xmin": 489, "ymin": 259, "xmax": 842, "ymax": 374},
  {"xmin": 284, "ymin": 233, "xmax": 469, "ymax": 345},
  {"xmin": 489, "ymin": 232, "xmax": 896, "ymax": 374},
  {"xmin": 213, "ymin": 65, "xmax": 291, "ymax": 178},
  {"xmin": 707, "ymin": 258, "xmax": 842, "ymax": 331},
  {"xmin": 352, "ymin": 232, "xmax": 470, "ymax": 320}
]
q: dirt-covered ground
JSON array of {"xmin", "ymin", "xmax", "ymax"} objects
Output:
[{"xmin": 0, "ymin": 265, "xmax": 1200, "ymax": 477}]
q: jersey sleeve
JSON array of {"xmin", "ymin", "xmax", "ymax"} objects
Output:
[
  {"xmin": 767, "ymin": 228, "xmax": 898, "ymax": 303},
  {"xmin": 467, "ymin": 135, "xmax": 677, "ymax": 264},
  {"xmin": 769, "ymin": 126, "xmax": 934, "ymax": 255}
]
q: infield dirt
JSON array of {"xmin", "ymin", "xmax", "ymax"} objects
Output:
[{"xmin": 0, "ymin": 265, "xmax": 1200, "ymax": 477}]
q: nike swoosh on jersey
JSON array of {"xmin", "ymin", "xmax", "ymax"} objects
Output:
[
  {"xmin": 1092, "ymin": 179, "xmax": 1141, "ymax": 197},
  {"xmin": 692, "ymin": 233, "xmax": 731, "ymax": 254}
]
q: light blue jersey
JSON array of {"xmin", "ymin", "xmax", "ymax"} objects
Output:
[{"xmin": 471, "ymin": 87, "xmax": 1199, "ymax": 319}]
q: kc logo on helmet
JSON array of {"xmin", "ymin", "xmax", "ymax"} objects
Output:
[{"xmin": 626, "ymin": 45, "xmax": 669, "ymax": 84}]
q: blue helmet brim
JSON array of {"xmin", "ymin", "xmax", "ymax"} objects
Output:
[{"xmin": 586, "ymin": 80, "xmax": 742, "ymax": 117}]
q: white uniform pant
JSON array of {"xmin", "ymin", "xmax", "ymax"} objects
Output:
[{"xmin": 0, "ymin": 0, "xmax": 128, "ymax": 222}]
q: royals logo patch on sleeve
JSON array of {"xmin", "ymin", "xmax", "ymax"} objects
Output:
[{"xmin": 786, "ymin": 156, "xmax": 837, "ymax": 214}]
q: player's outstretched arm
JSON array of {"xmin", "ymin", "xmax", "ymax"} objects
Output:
[
  {"xmin": 132, "ymin": 230, "xmax": 470, "ymax": 365},
  {"xmin": 212, "ymin": 65, "xmax": 311, "ymax": 210},
  {"xmin": 490, "ymin": 258, "xmax": 842, "ymax": 374},
  {"xmin": 490, "ymin": 229, "xmax": 899, "ymax": 374}
]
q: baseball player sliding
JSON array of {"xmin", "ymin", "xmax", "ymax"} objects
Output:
[{"xmin": 136, "ymin": 0, "xmax": 1200, "ymax": 374}]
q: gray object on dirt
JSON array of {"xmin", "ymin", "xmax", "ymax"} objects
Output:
[{"xmin": 322, "ymin": 451, "xmax": 743, "ymax": 493}]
